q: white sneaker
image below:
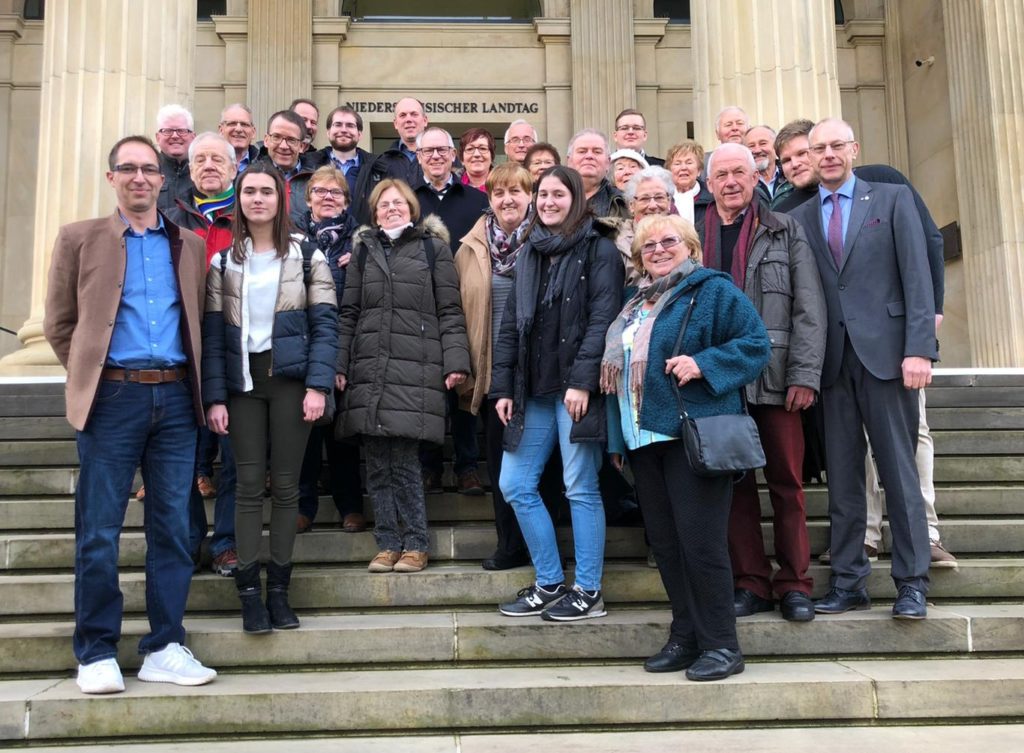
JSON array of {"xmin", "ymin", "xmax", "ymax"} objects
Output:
[
  {"xmin": 137, "ymin": 643, "xmax": 217, "ymax": 686},
  {"xmin": 76, "ymin": 658, "xmax": 125, "ymax": 694}
]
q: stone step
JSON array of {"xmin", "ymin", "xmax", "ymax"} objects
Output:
[
  {"xmin": 4, "ymin": 518, "xmax": 1022, "ymax": 571},
  {"xmin": 2, "ymin": 658, "xmax": 1022, "ymax": 741},
  {"xmin": 0, "ymin": 560, "xmax": 1020, "ymax": 618},
  {"xmin": 928, "ymin": 407, "xmax": 1024, "ymax": 430},
  {"xmin": 1, "ymin": 604, "xmax": 1021, "ymax": 675},
  {"xmin": 2, "ymin": 484, "xmax": 1021, "ymax": 532},
  {"xmin": 12, "ymin": 726, "xmax": 1024, "ymax": 753}
]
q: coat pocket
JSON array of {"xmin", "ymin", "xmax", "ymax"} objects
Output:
[
  {"xmin": 759, "ymin": 250, "xmax": 793, "ymax": 297},
  {"xmin": 761, "ymin": 328, "xmax": 791, "ymax": 394}
]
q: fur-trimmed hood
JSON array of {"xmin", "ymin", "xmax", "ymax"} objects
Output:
[{"xmin": 353, "ymin": 213, "xmax": 451, "ymax": 248}]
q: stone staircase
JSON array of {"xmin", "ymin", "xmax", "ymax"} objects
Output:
[{"xmin": 1, "ymin": 373, "xmax": 1023, "ymax": 751}]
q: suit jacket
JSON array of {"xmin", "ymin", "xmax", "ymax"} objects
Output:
[
  {"xmin": 791, "ymin": 178, "xmax": 937, "ymax": 387},
  {"xmin": 43, "ymin": 211, "xmax": 207, "ymax": 431}
]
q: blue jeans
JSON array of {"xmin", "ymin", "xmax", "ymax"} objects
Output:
[
  {"xmin": 74, "ymin": 379, "xmax": 197, "ymax": 664},
  {"xmin": 499, "ymin": 396, "xmax": 605, "ymax": 591},
  {"xmin": 189, "ymin": 429, "xmax": 236, "ymax": 559}
]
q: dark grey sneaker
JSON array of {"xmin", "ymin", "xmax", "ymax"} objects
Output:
[
  {"xmin": 541, "ymin": 585, "xmax": 607, "ymax": 622},
  {"xmin": 498, "ymin": 583, "xmax": 568, "ymax": 617}
]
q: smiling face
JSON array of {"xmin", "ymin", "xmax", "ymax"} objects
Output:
[
  {"xmin": 526, "ymin": 149, "xmax": 557, "ymax": 181},
  {"xmin": 716, "ymin": 108, "xmax": 748, "ymax": 144},
  {"xmin": 744, "ymin": 126, "xmax": 776, "ymax": 174},
  {"xmin": 535, "ymin": 174, "xmax": 573, "ymax": 230},
  {"xmin": 566, "ymin": 133, "xmax": 610, "ymax": 186},
  {"xmin": 809, "ymin": 119, "xmax": 859, "ymax": 191},
  {"xmin": 239, "ymin": 171, "xmax": 279, "ymax": 229},
  {"xmin": 639, "ymin": 226, "xmax": 692, "ymax": 280},
  {"xmin": 265, "ymin": 116, "xmax": 302, "ymax": 170},
  {"xmin": 707, "ymin": 146, "xmax": 758, "ymax": 218},
  {"xmin": 327, "ymin": 112, "xmax": 361, "ymax": 152},
  {"xmin": 668, "ymin": 151, "xmax": 701, "ymax": 193},
  {"xmin": 779, "ymin": 134, "xmax": 815, "ymax": 189},
  {"xmin": 189, "ymin": 138, "xmax": 236, "ymax": 197},
  {"xmin": 504, "ymin": 122, "xmax": 536, "ymax": 163},
  {"xmin": 393, "ymin": 97, "xmax": 427, "ymax": 147},
  {"xmin": 374, "ymin": 186, "xmax": 412, "ymax": 229},
  {"xmin": 417, "ymin": 130, "xmax": 455, "ymax": 185},
  {"xmin": 308, "ymin": 177, "xmax": 348, "ymax": 222},
  {"xmin": 155, "ymin": 113, "xmax": 194, "ymax": 160},
  {"xmin": 612, "ymin": 157, "xmax": 643, "ymax": 190},
  {"xmin": 107, "ymin": 141, "xmax": 164, "ymax": 215},
  {"xmin": 292, "ymin": 102, "xmax": 319, "ymax": 144},
  {"xmin": 629, "ymin": 178, "xmax": 672, "ymax": 221},
  {"xmin": 462, "ymin": 136, "xmax": 493, "ymax": 179},
  {"xmin": 613, "ymin": 113, "xmax": 647, "ymax": 150},
  {"xmin": 488, "ymin": 180, "xmax": 530, "ymax": 233},
  {"xmin": 218, "ymin": 106, "xmax": 255, "ymax": 153}
]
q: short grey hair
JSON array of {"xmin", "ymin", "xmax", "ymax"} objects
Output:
[
  {"xmin": 566, "ymin": 128, "xmax": 610, "ymax": 157},
  {"xmin": 706, "ymin": 142, "xmax": 757, "ymax": 176},
  {"xmin": 188, "ymin": 131, "xmax": 237, "ymax": 167},
  {"xmin": 415, "ymin": 127, "xmax": 455, "ymax": 149},
  {"xmin": 624, "ymin": 166, "xmax": 675, "ymax": 203},
  {"xmin": 714, "ymin": 105, "xmax": 748, "ymax": 132},
  {"xmin": 156, "ymin": 103, "xmax": 194, "ymax": 131},
  {"xmin": 744, "ymin": 124, "xmax": 777, "ymax": 140},
  {"xmin": 810, "ymin": 117, "xmax": 856, "ymax": 144},
  {"xmin": 219, "ymin": 103, "xmax": 253, "ymax": 123},
  {"xmin": 504, "ymin": 119, "xmax": 538, "ymax": 143}
]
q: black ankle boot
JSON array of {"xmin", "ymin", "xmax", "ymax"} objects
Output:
[
  {"xmin": 234, "ymin": 562, "xmax": 272, "ymax": 634},
  {"xmin": 265, "ymin": 561, "xmax": 300, "ymax": 630}
]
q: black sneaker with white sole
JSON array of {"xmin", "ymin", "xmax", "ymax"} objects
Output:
[
  {"xmin": 541, "ymin": 585, "xmax": 607, "ymax": 622},
  {"xmin": 498, "ymin": 583, "xmax": 569, "ymax": 616}
]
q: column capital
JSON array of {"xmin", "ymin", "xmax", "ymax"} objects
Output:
[
  {"xmin": 312, "ymin": 15, "xmax": 350, "ymax": 41},
  {"xmin": 212, "ymin": 15, "xmax": 248, "ymax": 41}
]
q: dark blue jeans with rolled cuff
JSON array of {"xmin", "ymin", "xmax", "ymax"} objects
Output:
[
  {"xmin": 189, "ymin": 429, "xmax": 236, "ymax": 560},
  {"xmin": 73, "ymin": 378, "xmax": 197, "ymax": 665}
]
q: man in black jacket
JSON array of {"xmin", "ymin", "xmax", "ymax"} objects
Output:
[
  {"xmin": 155, "ymin": 104, "xmax": 195, "ymax": 214},
  {"xmin": 253, "ymin": 110, "xmax": 314, "ymax": 231},
  {"xmin": 218, "ymin": 103, "xmax": 259, "ymax": 174},
  {"xmin": 566, "ymin": 128, "xmax": 629, "ymax": 220}
]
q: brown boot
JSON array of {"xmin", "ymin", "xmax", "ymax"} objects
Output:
[
  {"xmin": 368, "ymin": 550, "xmax": 401, "ymax": 573},
  {"xmin": 393, "ymin": 550, "xmax": 429, "ymax": 573}
]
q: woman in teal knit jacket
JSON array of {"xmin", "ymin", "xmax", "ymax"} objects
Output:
[{"xmin": 603, "ymin": 213, "xmax": 770, "ymax": 682}]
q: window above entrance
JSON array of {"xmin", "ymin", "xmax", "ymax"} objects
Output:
[{"xmin": 341, "ymin": 0, "xmax": 540, "ymax": 22}]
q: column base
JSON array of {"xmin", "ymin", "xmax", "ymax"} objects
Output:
[{"xmin": 0, "ymin": 318, "xmax": 64, "ymax": 376}]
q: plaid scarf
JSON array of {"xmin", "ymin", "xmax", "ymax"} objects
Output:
[{"xmin": 193, "ymin": 185, "xmax": 235, "ymax": 224}]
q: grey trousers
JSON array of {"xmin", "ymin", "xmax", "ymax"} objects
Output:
[{"xmin": 363, "ymin": 436, "xmax": 429, "ymax": 552}]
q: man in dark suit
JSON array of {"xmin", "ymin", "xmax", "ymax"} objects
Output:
[{"xmin": 791, "ymin": 118, "xmax": 936, "ymax": 620}]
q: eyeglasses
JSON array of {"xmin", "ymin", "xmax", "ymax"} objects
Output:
[
  {"xmin": 331, "ymin": 121, "xmax": 359, "ymax": 130},
  {"xmin": 112, "ymin": 163, "xmax": 162, "ymax": 176},
  {"xmin": 219, "ymin": 120, "xmax": 253, "ymax": 130},
  {"xmin": 616, "ymin": 124, "xmax": 646, "ymax": 132},
  {"xmin": 377, "ymin": 199, "xmax": 408, "ymax": 210},
  {"xmin": 266, "ymin": 133, "xmax": 303, "ymax": 149},
  {"xmin": 640, "ymin": 236, "xmax": 683, "ymax": 255},
  {"xmin": 507, "ymin": 137, "xmax": 535, "ymax": 146},
  {"xmin": 633, "ymin": 193, "xmax": 670, "ymax": 205},
  {"xmin": 310, "ymin": 186, "xmax": 346, "ymax": 198},
  {"xmin": 809, "ymin": 140, "xmax": 854, "ymax": 156},
  {"xmin": 157, "ymin": 127, "xmax": 193, "ymax": 137},
  {"xmin": 418, "ymin": 146, "xmax": 453, "ymax": 157},
  {"xmin": 463, "ymin": 146, "xmax": 491, "ymax": 155}
]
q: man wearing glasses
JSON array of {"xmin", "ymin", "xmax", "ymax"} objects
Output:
[
  {"xmin": 43, "ymin": 135, "xmax": 217, "ymax": 694},
  {"xmin": 218, "ymin": 103, "xmax": 259, "ymax": 174},
  {"xmin": 612, "ymin": 109, "xmax": 664, "ymax": 166},
  {"xmin": 791, "ymin": 118, "xmax": 937, "ymax": 620},
  {"xmin": 503, "ymin": 120, "xmax": 538, "ymax": 165},
  {"xmin": 256, "ymin": 109, "xmax": 315, "ymax": 230},
  {"xmin": 695, "ymin": 142, "xmax": 826, "ymax": 625},
  {"xmin": 155, "ymin": 104, "xmax": 196, "ymax": 213}
]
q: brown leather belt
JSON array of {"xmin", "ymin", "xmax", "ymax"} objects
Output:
[{"xmin": 101, "ymin": 367, "xmax": 188, "ymax": 384}]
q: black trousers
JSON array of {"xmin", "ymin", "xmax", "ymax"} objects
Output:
[{"xmin": 629, "ymin": 440, "xmax": 738, "ymax": 652}]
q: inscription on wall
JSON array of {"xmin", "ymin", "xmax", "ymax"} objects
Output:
[{"xmin": 344, "ymin": 100, "xmax": 541, "ymax": 115}]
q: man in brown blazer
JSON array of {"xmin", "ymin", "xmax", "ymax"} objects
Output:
[{"xmin": 43, "ymin": 135, "xmax": 216, "ymax": 694}]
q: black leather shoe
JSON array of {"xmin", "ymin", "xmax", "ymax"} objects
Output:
[
  {"xmin": 643, "ymin": 641, "xmax": 699, "ymax": 673},
  {"xmin": 780, "ymin": 591, "xmax": 815, "ymax": 622},
  {"xmin": 685, "ymin": 648, "xmax": 745, "ymax": 682},
  {"xmin": 814, "ymin": 587, "xmax": 871, "ymax": 614},
  {"xmin": 892, "ymin": 585, "xmax": 927, "ymax": 620},
  {"xmin": 481, "ymin": 552, "xmax": 532, "ymax": 571},
  {"xmin": 733, "ymin": 588, "xmax": 774, "ymax": 617}
]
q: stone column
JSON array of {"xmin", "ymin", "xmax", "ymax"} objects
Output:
[
  {"xmin": 247, "ymin": 0, "xmax": 312, "ymax": 131},
  {"xmin": 569, "ymin": 0, "xmax": 635, "ymax": 135},
  {"xmin": 943, "ymin": 0, "xmax": 1024, "ymax": 367},
  {"xmin": 690, "ymin": 0, "xmax": 842, "ymax": 148},
  {"xmin": 0, "ymin": 0, "xmax": 196, "ymax": 373}
]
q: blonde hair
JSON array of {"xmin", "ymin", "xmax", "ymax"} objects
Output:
[
  {"xmin": 665, "ymin": 139, "xmax": 706, "ymax": 168},
  {"xmin": 631, "ymin": 214, "xmax": 702, "ymax": 273}
]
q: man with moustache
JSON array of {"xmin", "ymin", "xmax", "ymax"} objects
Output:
[
  {"xmin": 612, "ymin": 109, "xmax": 664, "ymax": 166},
  {"xmin": 218, "ymin": 103, "xmax": 259, "ymax": 173},
  {"xmin": 791, "ymin": 118, "xmax": 936, "ymax": 619},
  {"xmin": 255, "ymin": 109, "xmax": 315, "ymax": 229},
  {"xmin": 695, "ymin": 142, "xmax": 826, "ymax": 623},
  {"xmin": 503, "ymin": 119, "xmax": 538, "ymax": 165},
  {"xmin": 307, "ymin": 105, "xmax": 376, "ymax": 225},
  {"xmin": 745, "ymin": 125, "xmax": 785, "ymax": 203},
  {"xmin": 155, "ymin": 104, "xmax": 196, "ymax": 213},
  {"xmin": 565, "ymin": 128, "xmax": 629, "ymax": 219}
]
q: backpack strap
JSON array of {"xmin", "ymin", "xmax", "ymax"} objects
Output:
[
  {"xmin": 299, "ymin": 238, "xmax": 317, "ymax": 285},
  {"xmin": 219, "ymin": 248, "xmax": 228, "ymax": 276}
]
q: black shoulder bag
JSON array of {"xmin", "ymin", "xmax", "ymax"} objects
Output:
[{"xmin": 670, "ymin": 294, "xmax": 766, "ymax": 478}]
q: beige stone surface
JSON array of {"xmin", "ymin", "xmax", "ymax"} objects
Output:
[{"xmin": 0, "ymin": 679, "xmax": 60, "ymax": 740}]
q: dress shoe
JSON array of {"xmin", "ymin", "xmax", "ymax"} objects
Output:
[
  {"xmin": 342, "ymin": 512, "xmax": 367, "ymax": 533},
  {"xmin": 685, "ymin": 648, "xmax": 745, "ymax": 682},
  {"xmin": 482, "ymin": 552, "xmax": 532, "ymax": 571},
  {"xmin": 892, "ymin": 585, "xmax": 927, "ymax": 620},
  {"xmin": 296, "ymin": 514, "xmax": 313, "ymax": 534},
  {"xmin": 733, "ymin": 588, "xmax": 774, "ymax": 617},
  {"xmin": 814, "ymin": 587, "xmax": 871, "ymax": 614},
  {"xmin": 930, "ymin": 541, "xmax": 958, "ymax": 569},
  {"xmin": 779, "ymin": 591, "xmax": 815, "ymax": 622},
  {"xmin": 643, "ymin": 641, "xmax": 698, "ymax": 673},
  {"xmin": 457, "ymin": 469, "xmax": 485, "ymax": 496}
]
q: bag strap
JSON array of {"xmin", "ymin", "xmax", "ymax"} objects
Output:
[{"xmin": 669, "ymin": 296, "xmax": 697, "ymax": 419}]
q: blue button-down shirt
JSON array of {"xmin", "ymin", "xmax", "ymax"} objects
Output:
[
  {"xmin": 106, "ymin": 213, "xmax": 187, "ymax": 368},
  {"xmin": 399, "ymin": 142, "xmax": 417, "ymax": 162},
  {"xmin": 818, "ymin": 174, "xmax": 857, "ymax": 245}
]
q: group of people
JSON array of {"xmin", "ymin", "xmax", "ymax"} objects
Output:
[{"xmin": 44, "ymin": 94, "xmax": 948, "ymax": 694}]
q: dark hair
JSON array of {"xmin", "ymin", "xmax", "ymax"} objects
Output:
[
  {"xmin": 326, "ymin": 105, "xmax": 363, "ymax": 132},
  {"xmin": 459, "ymin": 127, "xmax": 495, "ymax": 159},
  {"xmin": 523, "ymin": 142, "xmax": 561, "ymax": 168},
  {"xmin": 774, "ymin": 118, "xmax": 814, "ymax": 159},
  {"xmin": 614, "ymin": 108, "xmax": 646, "ymax": 128},
  {"xmin": 288, "ymin": 98, "xmax": 319, "ymax": 116},
  {"xmin": 108, "ymin": 135, "xmax": 159, "ymax": 170},
  {"xmin": 229, "ymin": 162, "xmax": 293, "ymax": 264},
  {"xmin": 265, "ymin": 110, "xmax": 307, "ymax": 141},
  {"xmin": 529, "ymin": 165, "xmax": 591, "ymax": 237}
]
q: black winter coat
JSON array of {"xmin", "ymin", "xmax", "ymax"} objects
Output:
[
  {"xmin": 336, "ymin": 216, "xmax": 471, "ymax": 445},
  {"xmin": 489, "ymin": 221, "xmax": 625, "ymax": 451},
  {"xmin": 414, "ymin": 179, "xmax": 489, "ymax": 249}
]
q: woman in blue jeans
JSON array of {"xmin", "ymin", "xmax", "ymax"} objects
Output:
[{"xmin": 490, "ymin": 165, "xmax": 624, "ymax": 621}]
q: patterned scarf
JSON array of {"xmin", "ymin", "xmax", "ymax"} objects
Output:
[
  {"xmin": 600, "ymin": 258, "xmax": 700, "ymax": 410},
  {"xmin": 193, "ymin": 185, "xmax": 235, "ymax": 224},
  {"xmin": 701, "ymin": 196, "xmax": 759, "ymax": 289},
  {"xmin": 485, "ymin": 207, "xmax": 533, "ymax": 278}
]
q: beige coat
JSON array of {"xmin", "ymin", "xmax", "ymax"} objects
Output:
[
  {"xmin": 43, "ymin": 212, "xmax": 207, "ymax": 431},
  {"xmin": 452, "ymin": 216, "xmax": 495, "ymax": 416}
]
